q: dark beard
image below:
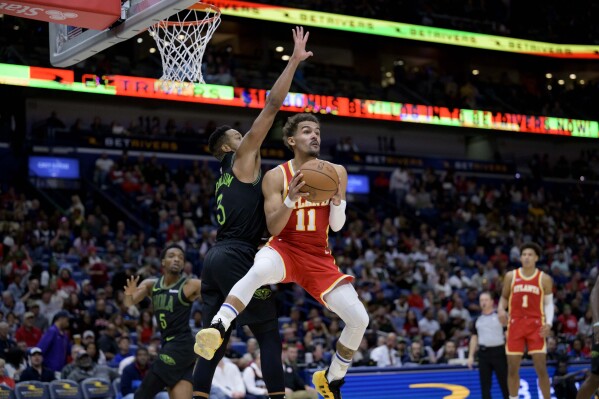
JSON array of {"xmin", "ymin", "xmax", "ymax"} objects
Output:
[{"xmin": 307, "ymin": 149, "xmax": 320, "ymax": 157}]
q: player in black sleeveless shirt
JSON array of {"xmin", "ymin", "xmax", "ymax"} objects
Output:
[
  {"xmin": 192, "ymin": 27, "xmax": 313, "ymax": 399},
  {"xmin": 124, "ymin": 244, "xmax": 201, "ymax": 399}
]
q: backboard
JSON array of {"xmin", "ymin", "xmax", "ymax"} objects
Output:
[{"xmin": 49, "ymin": 0, "xmax": 198, "ymax": 67}]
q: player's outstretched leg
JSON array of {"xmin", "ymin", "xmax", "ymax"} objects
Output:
[{"xmin": 194, "ymin": 319, "xmax": 226, "ymax": 360}]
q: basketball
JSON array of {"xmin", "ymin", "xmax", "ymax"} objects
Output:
[{"xmin": 299, "ymin": 159, "xmax": 339, "ymax": 203}]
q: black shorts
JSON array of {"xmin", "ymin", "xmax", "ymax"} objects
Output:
[
  {"xmin": 592, "ymin": 343, "xmax": 599, "ymax": 375},
  {"xmin": 201, "ymin": 240, "xmax": 277, "ymax": 332},
  {"xmin": 151, "ymin": 335, "xmax": 196, "ymax": 387}
]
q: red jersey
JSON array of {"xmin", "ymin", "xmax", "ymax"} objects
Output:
[
  {"xmin": 272, "ymin": 160, "xmax": 331, "ymax": 250},
  {"xmin": 509, "ymin": 268, "xmax": 545, "ymax": 320}
]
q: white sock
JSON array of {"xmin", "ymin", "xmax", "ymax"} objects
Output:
[
  {"xmin": 327, "ymin": 351, "xmax": 352, "ymax": 382},
  {"xmin": 509, "ymin": 396, "xmax": 518, "ymax": 399},
  {"xmin": 211, "ymin": 303, "xmax": 238, "ymax": 332}
]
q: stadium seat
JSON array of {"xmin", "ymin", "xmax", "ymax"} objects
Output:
[
  {"xmin": 49, "ymin": 380, "xmax": 82, "ymax": 399},
  {"xmin": 80, "ymin": 378, "xmax": 115, "ymax": 399},
  {"xmin": 14, "ymin": 380, "xmax": 48, "ymax": 399},
  {"xmin": 0, "ymin": 384, "xmax": 13, "ymax": 399}
]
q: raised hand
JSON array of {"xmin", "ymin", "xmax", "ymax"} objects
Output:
[
  {"xmin": 124, "ymin": 275, "xmax": 140, "ymax": 296},
  {"xmin": 291, "ymin": 26, "xmax": 313, "ymax": 62}
]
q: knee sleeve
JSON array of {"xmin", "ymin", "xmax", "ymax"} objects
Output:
[
  {"xmin": 324, "ymin": 283, "xmax": 369, "ymax": 351},
  {"xmin": 229, "ymin": 247, "xmax": 285, "ymax": 306}
]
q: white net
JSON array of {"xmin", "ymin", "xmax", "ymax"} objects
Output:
[{"xmin": 148, "ymin": 3, "xmax": 221, "ymax": 90}]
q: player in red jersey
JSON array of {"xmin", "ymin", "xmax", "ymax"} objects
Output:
[
  {"xmin": 195, "ymin": 113, "xmax": 369, "ymax": 399},
  {"xmin": 498, "ymin": 242, "xmax": 554, "ymax": 399}
]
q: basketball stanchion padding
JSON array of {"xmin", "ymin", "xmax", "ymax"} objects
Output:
[{"xmin": 148, "ymin": 2, "xmax": 221, "ymax": 91}]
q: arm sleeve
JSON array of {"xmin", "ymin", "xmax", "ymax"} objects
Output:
[
  {"xmin": 544, "ymin": 294, "xmax": 554, "ymax": 325},
  {"xmin": 329, "ymin": 200, "xmax": 347, "ymax": 232}
]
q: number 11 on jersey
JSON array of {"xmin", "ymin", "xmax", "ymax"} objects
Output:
[{"xmin": 295, "ymin": 209, "xmax": 316, "ymax": 231}]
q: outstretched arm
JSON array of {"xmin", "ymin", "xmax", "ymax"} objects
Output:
[
  {"xmin": 123, "ymin": 276, "xmax": 154, "ymax": 307},
  {"xmin": 233, "ymin": 27, "xmax": 313, "ymax": 181}
]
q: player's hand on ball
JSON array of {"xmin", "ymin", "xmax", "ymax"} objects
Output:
[
  {"xmin": 124, "ymin": 275, "xmax": 139, "ymax": 296},
  {"xmin": 288, "ymin": 171, "xmax": 309, "ymax": 202},
  {"xmin": 330, "ymin": 184, "xmax": 342, "ymax": 206},
  {"xmin": 540, "ymin": 324, "xmax": 551, "ymax": 338}
]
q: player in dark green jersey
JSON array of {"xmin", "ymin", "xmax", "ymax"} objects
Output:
[
  {"xmin": 192, "ymin": 26, "xmax": 313, "ymax": 399},
  {"xmin": 124, "ymin": 244, "xmax": 201, "ymax": 399}
]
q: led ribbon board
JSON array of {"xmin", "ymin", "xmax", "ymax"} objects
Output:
[
  {"xmin": 1, "ymin": 63, "xmax": 597, "ymax": 138},
  {"xmin": 207, "ymin": 0, "xmax": 599, "ymax": 58}
]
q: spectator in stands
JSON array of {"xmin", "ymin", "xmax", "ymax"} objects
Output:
[
  {"xmin": 436, "ymin": 340, "xmax": 462, "ymax": 364},
  {"xmin": 67, "ymin": 347, "xmax": 119, "ymax": 383},
  {"xmin": 121, "ymin": 347, "xmax": 153, "ymax": 399},
  {"xmin": 0, "ymin": 358, "xmax": 14, "ymax": 389},
  {"xmin": 303, "ymin": 317, "xmax": 330, "ymax": 350},
  {"xmin": 97, "ymin": 323, "xmax": 119, "ymax": 362},
  {"xmin": 552, "ymin": 357, "xmax": 585, "ymax": 399},
  {"xmin": 370, "ymin": 333, "xmax": 401, "ymax": 367},
  {"xmin": 404, "ymin": 340, "xmax": 432, "ymax": 366},
  {"xmin": 578, "ymin": 308, "xmax": 593, "ymax": 338},
  {"xmin": 557, "ymin": 305, "xmax": 578, "ymax": 340},
  {"xmin": 20, "ymin": 278, "xmax": 42, "ymax": 304},
  {"xmin": 0, "ymin": 322, "xmax": 15, "ymax": 360},
  {"xmin": 136, "ymin": 310, "xmax": 155, "ymax": 346},
  {"xmin": 418, "ymin": 308, "xmax": 440, "ymax": 339},
  {"xmin": 389, "ymin": 166, "xmax": 410, "ymax": 210},
  {"xmin": 306, "ymin": 344, "xmax": 328, "ymax": 370},
  {"xmin": 109, "ymin": 335, "xmax": 134, "ymax": 368},
  {"xmin": 242, "ymin": 352, "xmax": 268, "ymax": 399},
  {"xmin": 50, "ymin": 217, "xmax": 73, "ymax": 253},
  {"xmin": 0, "ymin": 292, "xmax": 25, "ymax": 320},
  {"xmin": 281, "ymin": 344, "xmax": 317, "ymax": 399},
  {"xmin": 210, "ymin": 357, "xmax": 246, "ymax": 399},
  {"xmin": 37, "ymin": 310, "xmax": 71, "ymax": 373},
  {"xmin": 403, "ymin": 310, "xmax": 420, "ymax": 338},
  {"xmin": 19, "ymin": 347, "xmax": 55, "ymax": 382},
  {"xmin": 14, "ymin": 312, "xmax": 42, "ymax": 348},
  {"xmin": 449, "ymin": 298, "xmax": 472, "ymax": 323},
  {"xmin": 546, "ymin": 336, "xmax": 560, "ymax": 361},
  {"xmin": 28, "ymin": 301, "xmax": 48, "ymax": 332},
  {"xmin": 95, "ymin": 152, "xmax": 114, "ymax": 187},
  {"xmin": 56, "ymin": 268, "xmax": 78, "ymax": 296}
]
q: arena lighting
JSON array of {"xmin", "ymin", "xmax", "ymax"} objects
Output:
[
  {"xmin": 558, "ymin": 79, "xmax": 565, "ymax": 85},
  {"xmin": 1, "ymin": 63, "xmax": 598, "ymax": 138},
  {"xmin": 207, "ymin": 0, "xmax": 599, "ymax": 59},
  {"xmin": 472, "ymin": 69, "xmax": 479, "ymax": 75},
  {"xmin": 275, "ymin": 46, "xmax": 284, "ymax": 52},
  {"xmin": 545, "ymin": 73, "xmax": 552, "ymax": 79},
  {"xmin": 570, "ymin": 74, "xmax": 577, "ymax": 79}
]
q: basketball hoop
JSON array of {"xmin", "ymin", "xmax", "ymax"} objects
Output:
[{"xmin": 148, "ymin": 2, "xmax": 221, "ymax": 91}]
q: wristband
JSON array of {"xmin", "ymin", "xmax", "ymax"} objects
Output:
[
  {"xmin": 284, "ymin": 196, "xmax": 295, "ymax": 209},
  {"xmin": 593, "ymin": 322, "xmax": 599, "ymax": 328}
]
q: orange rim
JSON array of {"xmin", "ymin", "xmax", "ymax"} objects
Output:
[{"xmin": 154, "ymin": 2, "xmax": 221, "ymax": 27}]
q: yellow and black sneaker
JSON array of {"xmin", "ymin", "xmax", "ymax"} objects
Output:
[
  {"xmin": 194, "ymin": 319, "xmax": 225, "ymax": 360},
  {"xmin": 312, "ymin": 368, "xmax": 345, "ymax": 399}
]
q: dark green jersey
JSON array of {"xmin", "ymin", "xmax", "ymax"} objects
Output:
[
  {"xmin": 214, "ymin": 152, "xmax": 266, "ymax": 246},
  {"xmin": 151, "ymin": 276, "xmax": 192, "ymax": 341}
]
